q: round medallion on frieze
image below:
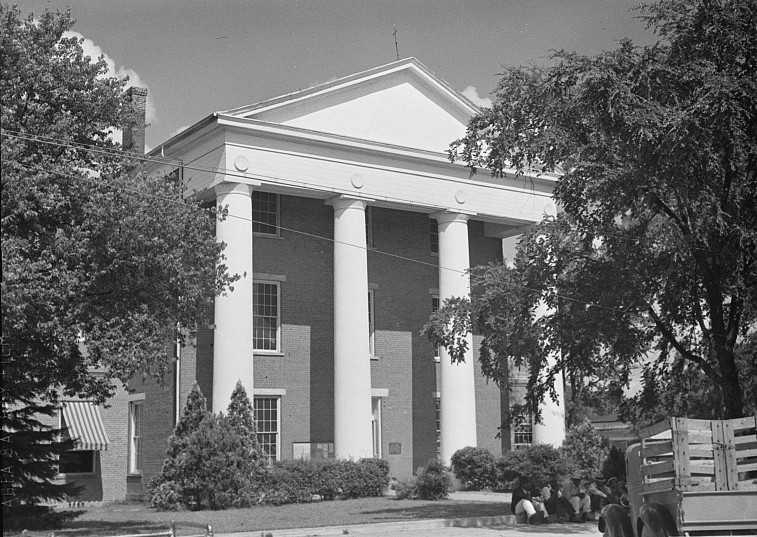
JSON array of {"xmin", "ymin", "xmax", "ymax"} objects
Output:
[
  {"xmin": 455, "ymin": 189, "xmax": 467, "ymax": 204},
  {"xmin": 233, "ymin": 155, "xmax": 249, "ymax": 172},
  {"xmin": 351, "ymin": 173, "xmax": 364, "ymax": 189}
]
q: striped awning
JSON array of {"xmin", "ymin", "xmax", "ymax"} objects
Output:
[{"xmin": 62, "ymin": 401, "xmax": 110, "ymax": 451}]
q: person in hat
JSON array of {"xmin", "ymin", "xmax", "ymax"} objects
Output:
[
  {"xmin": 541, "ymin": 479, "xmax": 581, "ymax": 523},
  {"xmin": 511, "ymin": 476, "xmax": 550, "ymax": 524},
  {"xmin": 563, "ymin": 473, "xmax": 591, "ymax": 521},
  {"xmin": 588, "ymin": 474, "xmax": 611, "ymax": 513}
]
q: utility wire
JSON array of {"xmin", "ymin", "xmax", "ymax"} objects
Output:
[
  {"xmin": 1, "ymin": 128, "xmax": 709, "ymax": 253},
  {"xmin": 3, "ymin": 130, "xmax": 677, "ymax": 314}
]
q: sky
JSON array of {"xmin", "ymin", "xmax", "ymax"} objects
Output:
[{"xmin": 16, "ymin": 0, "xmax": 660, "ymax": 151}]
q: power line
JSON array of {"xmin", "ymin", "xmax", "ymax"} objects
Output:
[
  {"xmin": 0, "ymin": 128, "xmax": 555, "ymax": 220},
  {"xmin": 5, "ymin": 157, "xmax": 628, "ymax": 314}
]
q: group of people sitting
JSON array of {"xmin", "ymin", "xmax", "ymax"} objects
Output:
[{"xmin": 510, "ymin": 473, "xmax": 628, "ymax": 525}]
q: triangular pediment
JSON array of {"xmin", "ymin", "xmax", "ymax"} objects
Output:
[{"xmin": 223, "ymin": 59, "xmax": 479, "ymax": 154}]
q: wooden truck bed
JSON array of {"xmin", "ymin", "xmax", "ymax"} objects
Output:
[{"xmin": 637, "ymin": 416, "xmax": 757, "ymax": 533}]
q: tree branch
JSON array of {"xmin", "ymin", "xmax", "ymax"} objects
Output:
[{"xmin": 646, "ymin": 305, "xmax": 721, "ymax": 383}]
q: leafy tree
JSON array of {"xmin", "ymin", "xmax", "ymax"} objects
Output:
[
  {"xmin": 1, "ymin": 6, "xmax": 233, "ymax": 515},
  {"xmin": 437, "ymin": 0, "xmax": 756, "ymax": 422}
]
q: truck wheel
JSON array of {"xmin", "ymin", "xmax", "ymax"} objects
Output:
[{"xmin": 641, "ymin": 523, "xmax": 671, "ymax": 537}]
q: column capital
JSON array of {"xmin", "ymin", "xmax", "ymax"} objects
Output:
[
  {"xmin": 431, "ymin": 211, "xmax": 471, "ymax": 225},
  {"xmin": 213, "ymin": 179, "xmax": 261, "ymax": 197},
  {"xmin": 326, "ymin": 195, "xmax": 374, "ymax": 212}
]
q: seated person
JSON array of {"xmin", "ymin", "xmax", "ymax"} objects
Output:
[
  {"xmin": 587, "ymin": 475, "xmax": 610, "ymax": 514},
  {"xmin": 563, "ymin": 473, "xmax": 592, "ymax": 521},
  {"xmin": 511, "ymin": 476, "xmax": 550, "ymax": 524},
  {"xmin": 541, "ymin": 479, "xmax": 581, "ymax": 523}
]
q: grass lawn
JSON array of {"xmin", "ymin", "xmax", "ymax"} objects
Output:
[{"xmin": 12, "ymin": 497, "xmax": 511, "ymax": 536}]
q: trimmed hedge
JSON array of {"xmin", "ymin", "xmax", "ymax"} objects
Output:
[
  {"xmin": 450, "ymin": 446, "xmax": 497, "ymax": 490},
  {"xmin": 257, "ymin": 458, "xmax": 390, "ymax": 505},
  {"xmin": 450, "ymin": 444, "xmax": 575, "ymax": 491}
]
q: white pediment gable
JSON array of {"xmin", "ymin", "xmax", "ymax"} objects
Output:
[{"xmin": 226, "ymin": 59, "xmax": 479, "ymax": 154}]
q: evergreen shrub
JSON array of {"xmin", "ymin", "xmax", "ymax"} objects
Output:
[
  {"xmin": 601, "ymin": 445, "xmax": 627, "ymax": 481},
  {"xmin": 413, "ymin": 459, "xmax": 451, "ymax": 500},
  {"xmin": 561, "ymin": 418, "xmax": 610, "ymax": 478},
  {"xmin": 450, "ymin": 446, "xmax": 497, "ymax": 490}
]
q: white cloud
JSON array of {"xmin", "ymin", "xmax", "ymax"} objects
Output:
[
  {"xmin": 63, "ymin": 31, "xmax": 157, "ymax": 126},
  {"xmin": 461, "ymin": 86, "xmax": 493, "ymax": 109}
]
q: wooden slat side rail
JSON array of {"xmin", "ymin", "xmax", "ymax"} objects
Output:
[
  {"xmin": 735, "ymin": 434, "xmax": 757, "ymax": 445},
  {"xmin": 723, "ymin": 420, "xmax": 739, "ymax": 489},
  {"xmin": 688, "ymin": 430, "xmax": 717, "ymax": 444},
  {"xmin": 689, "ymin": 463, "xmax": 715, "ymax": 475},
  {"xmin": 689, "ymin": 446, "xmax": 714, "ymax": 458},
  {"xmin": 640, "ymin": 477, "xmax": 676, "ymax": 495},
  {"xmin": 641, "ymin": 440, "xmax": 674, "ymax": 457},
  {"xmin": 674, "ymin": 418, "xmax": 691, "ymax": 488},
  {"xmin": 641, "ymin": 418, "xmax": 674, "ymax": 440},
  {"xmin": 642, "ymin": 458, "xmax": 675, "ymax": 477},
  {"xmin": 737, "ymin": 462, "xmax": 757, "ymax": 472},
  {"xmin": 730, "ymin": 416, "xmax": 757, "ymax": 431}
]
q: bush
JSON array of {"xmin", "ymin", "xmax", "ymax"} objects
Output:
[
  {"xmin": 495, "ymin": 444, "xmax": 573, "ymax": 490},
  {"xmin": 601, "ymin": 445, "xmax": 627, "ymax": 481},
  {"xmin": 393, "ymin": 478, "xmax": 417, "ymax": 500},
  {"xmin": 450, "ymin": 446, "xmax": 496, "ymax": 490},
  {"xmin": 256, "ymin": 457, "xmax": 390, "ymax": 505},
  {"xmin": 561, "ymin": 418, "xmax": 610, "ymax": 478},
  {"xmin": 414, "ymin": 459, "xmax": 451, "ymax": 500},
  {"xmin": 150, "ymin": 382, "xmax": 265, "ymax": 510}
]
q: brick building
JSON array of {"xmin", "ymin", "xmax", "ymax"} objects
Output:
[{"xmin": 62, "ymin": 59, "xmax": 566, "ymax": 501}]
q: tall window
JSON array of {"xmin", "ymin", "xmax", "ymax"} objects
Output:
[
  {"xmin": 430, "ymin": 219, "xmax": 438, "ymax": 255},
  {"xmin": 129, "ymin": 402, "xmax": 143, "ymax": 473},
  {"xmin": 253, "ymin": 282, "xmax": 280, "ymax": 352},
  {"xmin": 513, "ymin": 413, "xmax": 534, "ymax": 448},
  {"xmin": 365, "ymin": 206, "xmax": 374, "ymax": 248},
  {"xmin": 371, "ymin": 397, "xmax": 382, "ymax": 458},
  {"xmin": 252, "ymin": 192, "xmax": 279, "ymax": 235},
  {"xmin": 435, "ymin": 397, "xmax": 441, "ymax": 458},
  {"xmin": 255, "ymin": 397, "xmax": 280, "ymax": 462},
  {"xmin": 368, "ymin": 289, "xmax": 375, "ymax": 358},
  {"xmin": 431, "ymin": 296, "xmax": 441, "ymax": 362}
]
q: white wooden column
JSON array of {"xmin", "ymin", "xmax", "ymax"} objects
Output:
[
  {"xmin": 329, "ymin": 196, "xmax": 373, "ymax": 459},
  {"xmin": 212, "ymin": 182, "xmax": 256, "ymax": 414},
  {"xmin": 532, "ymin": 202, "xmax": 566, "ymax": 445},
  {"xmin": 433, "ymin": 211, "xmax": 477, "ymax": 465},
  {"xmin": 531, "ymin": 306, "xmax": 566, "ymax": 445}
]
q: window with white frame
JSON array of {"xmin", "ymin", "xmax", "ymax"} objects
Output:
[
  {"xmin": 129, "ymin": 401, "xmax": 143, "ymax": 473},
  {"xmin": 254, "ymin": 397, "xmax": 280, "ymax": 462},
  {"xmin": 430, "ymin": 219, "xmax": 438, "ymax": 255},
  {"xmin": 434, "ymin": 396, "xmax": 441, "ymax": 458},
  {"xmin": 431, "ymin": 296, "xmax": 441, "ymax": 362},
  {"xmin": 368, "ymin": 289, "xmax": 375, "ymax": 358},
  {"xmin": 513, "ymin": 412, "xmax": 534, "ymax": 448},
  {"xmin": 365, "ymin": 206, "xmax": 374, "ymax": 248},
  {"xmin": 253, "ymin": 282, "xmax": 280, "ymax": 352},
  {"xmin": 371, "ymin": 397, "xmax": 382, "ymax": 458},
  {"xmin": 252, "ymin": 192, "xmax": 279, "ymax": 236}
]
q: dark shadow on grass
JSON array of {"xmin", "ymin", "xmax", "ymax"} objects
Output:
[{"xmin": 361, "ymin": 500, "xmax": 510, "ymax": 521}]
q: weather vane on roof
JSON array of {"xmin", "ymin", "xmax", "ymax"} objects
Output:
[{"xmin": 393, "ymin": 25, "xmax": 399, "ymax": 61}]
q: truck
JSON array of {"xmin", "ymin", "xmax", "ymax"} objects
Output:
[{"xmin": 599, "ymin": 416, "xmax": 757, "ymax": 536}]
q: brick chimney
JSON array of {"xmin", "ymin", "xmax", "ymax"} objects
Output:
[{"xmin": 123, "ymin": 86, "xmax": 147, "ymax": 155}]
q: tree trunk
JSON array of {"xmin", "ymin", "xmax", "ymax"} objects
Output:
[{"xmin": 718, "ymin": 347, "xmax": 744, "ymax": 419}]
